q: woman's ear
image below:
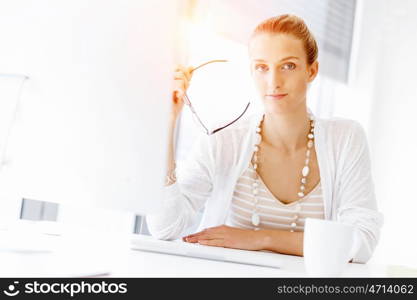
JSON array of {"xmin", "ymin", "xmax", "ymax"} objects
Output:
[{"xmin": 307, "ymin": 60, "xmax": 319, "ymax": 83}]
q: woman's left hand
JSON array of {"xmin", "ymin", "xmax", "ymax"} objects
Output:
[{"xmin": 182, "ymin": 225, "xmax": 265, "ymax": 251}]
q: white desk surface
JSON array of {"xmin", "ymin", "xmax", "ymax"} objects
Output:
[{"xmin": 0, "ymin": 224, "xmax": 406, "ymax": 278}]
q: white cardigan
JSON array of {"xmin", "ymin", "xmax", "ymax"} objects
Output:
[{"xmin": 146, "ymin": 108, "xmax": 384, "ymax": 263}]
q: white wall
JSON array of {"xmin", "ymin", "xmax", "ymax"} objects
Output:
[
  {"xmin": 367, "ymin": 0, "xmax": 417, "ymax": 267},
  {"xmin": 337, "ymin": 0, "xmax": 417, "ymax": 267}
]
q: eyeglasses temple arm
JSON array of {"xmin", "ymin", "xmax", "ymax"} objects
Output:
[
  {"xmin": 183, "ymin": 93, "xmax": 210, "ymax": 135},
  {"xmin": 190, "ymin": 59, "xmax": 228, "ymax": 74},
  {"xmin": 211, "ymin": 102, "xmax": 251, "ymax": 135}
]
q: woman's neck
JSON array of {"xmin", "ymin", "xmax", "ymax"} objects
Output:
[{"xmin": 261, "ymin": 109, "xmax": 311, "ymax": 155}]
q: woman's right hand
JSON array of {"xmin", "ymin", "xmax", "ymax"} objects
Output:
[{"xmin": 171, "ymin": 65, "xmax": 193, "ymax": 121}]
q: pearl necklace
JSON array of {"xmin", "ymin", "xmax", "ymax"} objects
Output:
[{"xmin": 250, "ymin": 113, "xmax": 315, "ymax": 228}]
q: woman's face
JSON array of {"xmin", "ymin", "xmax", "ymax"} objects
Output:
[{"xmin": 249, "ymin": 33, "xmax": 318, "ymax": 114}]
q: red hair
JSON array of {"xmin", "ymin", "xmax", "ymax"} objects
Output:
[{"xmin": 251, "ymin": 14, "xmax": 318, "ymax": 65}]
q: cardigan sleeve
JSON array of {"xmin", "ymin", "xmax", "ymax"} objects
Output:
[
  {"xmin": 335, "ymin": 121, "xmax": 384, "ymax": 263},
  {"xmin": 146, "ymin": 133, "xmax": 216, "ymax": 240}
]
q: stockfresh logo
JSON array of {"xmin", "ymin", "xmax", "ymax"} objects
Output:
[{"xmin": 3, "ymin": 281, "xmax": 20, "ymax": 297}]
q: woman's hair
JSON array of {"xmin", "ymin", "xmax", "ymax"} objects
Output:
[{"xmin": 250, "ymin": 14, "xmax": 318, "ymax": 65}]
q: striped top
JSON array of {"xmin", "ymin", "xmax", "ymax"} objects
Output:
[{"xmin": 225, "ymin": 165, "xmax": 325, "ymax": 232}]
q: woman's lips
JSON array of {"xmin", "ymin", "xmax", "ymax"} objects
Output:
[{"xmin": 266, "ymin": 93, "xmax": 288, "ymax": 100}]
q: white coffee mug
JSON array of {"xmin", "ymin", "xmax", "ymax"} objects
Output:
[{"xmin": 303, "ymin": 218, "xmax": 360, "ymax": 277}]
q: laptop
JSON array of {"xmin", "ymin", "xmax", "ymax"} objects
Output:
[{"xmin": 130, "ymin": 234, "xmax": 283, "ymax": 269}]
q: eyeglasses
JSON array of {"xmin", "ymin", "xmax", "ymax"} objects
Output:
[{"xmin": 182, "ymin": 59, "xmax": 251, "ymax": 135}]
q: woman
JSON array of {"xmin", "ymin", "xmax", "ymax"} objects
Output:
[{"xmin": 147, "ymin": 14, "xmax": 383, "ymax": 263}]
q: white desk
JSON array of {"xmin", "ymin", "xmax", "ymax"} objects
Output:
[
  {"xmin": 0, "ymin": 225, "xmax": 397, "ymax": 278},
  {"xmin": 109, "ymin": 247, "xmax": 391, "ymax": 277}
]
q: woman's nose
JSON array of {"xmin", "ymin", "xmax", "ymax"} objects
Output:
[{"xmin": 267, "ymin": 70, "xmax": 283, "ymax": 89}]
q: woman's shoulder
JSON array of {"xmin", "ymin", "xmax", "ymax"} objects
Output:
[
  {"xmin": 316, "ymin": 116, "xmax": 369, "ymax": 150},
  {"xmin": 317, "ymin": 116, "xmax": 365, "ymax": 136}
]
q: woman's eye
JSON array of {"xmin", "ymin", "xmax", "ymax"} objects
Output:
[
  {"xmin": 255, "ymin": 65, "xmax": 268, "ymax": 72},
  {"xmin": 282, "ymin": 63, "xmax": 296, "ymax": 70}
]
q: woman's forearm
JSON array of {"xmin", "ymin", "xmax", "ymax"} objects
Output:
[{"xmin": 257, "ymin": 229, "xmax": 304, "ymax": 256}]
